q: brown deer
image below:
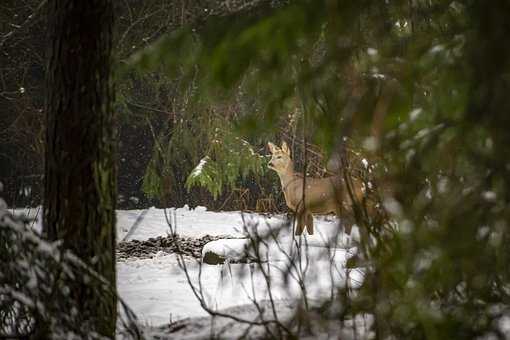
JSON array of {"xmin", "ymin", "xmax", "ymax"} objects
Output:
[{"xmin": 268, "ymin": 141, "xmax": 362, "ymax": 236}]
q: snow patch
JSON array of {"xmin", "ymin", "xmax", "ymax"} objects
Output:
[{"xmin": 189, "ymin": 157, "xmax": 209, "ymax": 178}]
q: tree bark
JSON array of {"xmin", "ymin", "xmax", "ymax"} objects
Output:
[{"xmin": 43, "ymin": 0, "xmax": 116, "ymax": 337}]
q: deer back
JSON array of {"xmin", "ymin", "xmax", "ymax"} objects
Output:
[{"xmin": 281, "ymin": 174, "xmax": 342, "ymax": 213}]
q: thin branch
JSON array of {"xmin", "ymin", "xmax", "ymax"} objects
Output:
[
  {"xmin": 0, "ymin": 0, "xmax": 47, "ymax": 49},
  {"xmin": 117, "ymin": 8, "xmax": 166, "ymax": 49},
  {"xmin": 163, "ymin": 208, "xmax": 294, "ymax": 336},
  {"xmin": 127, "ymin": 100, "xmax": 170, "ymax": 115}
]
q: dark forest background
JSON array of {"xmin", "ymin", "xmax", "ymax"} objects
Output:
[{"xmin": 1, "ymin": 0, "xmax": 300, "ymax": 212}]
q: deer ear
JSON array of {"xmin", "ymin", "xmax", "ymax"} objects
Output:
[
  {"xmin": 281, "ymin": 141, "xmax": 290, "ymax": 155},
  {"xmin": 267, "ymin": 142, "xmax": 277, "ymax": 154}
]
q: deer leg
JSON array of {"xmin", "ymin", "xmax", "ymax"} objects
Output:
[
  {"xmin": 305, "ymin": 213, "xmax": 314, "ymax": 235},
  {"xmin": 295, "ymin": 211, "xmax": 306, "ymax": 236},
  {"xmin": 344, "ymin": 220, "xmax": 353, "ymax": 235},
  {"xmin": 336, "ymin": 206, "xmax": 353, "ymax": 235}
]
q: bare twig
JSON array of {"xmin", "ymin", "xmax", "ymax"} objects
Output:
[
  {"xmin": 162, "ymin": 208, "xmax": 294, "ymax": 337},
  {"xmin": 0, "ymin": 0, "xmax": 47, "ymax": 49}
]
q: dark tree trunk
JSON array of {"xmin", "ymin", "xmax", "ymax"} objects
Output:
[{"xmin": 43, "ymin": 0, "xmax": 116, "ymax": 337}]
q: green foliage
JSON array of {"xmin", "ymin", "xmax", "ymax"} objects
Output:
[
  {"xmin": 131, "ymin": 0, "xmax": 510, "ymax": 338},
  {"xmin": 141, "ymin": 105, "xmax": 268, "ymax": 204},
  {"xmin": 127, "ymin": 1, "xmax": 326, "ymax": 140},
  {"xmin": 141, "ymin": 108, "xmax": 208, "ymax": 202},
  {"xmin": 185, "ymin": 122, "xmax": 267, "ymax": 200}
]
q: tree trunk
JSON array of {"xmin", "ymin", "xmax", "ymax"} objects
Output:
[{"xmin": 43, "ymin": 0, "xmax": 116, "ymax": 337}]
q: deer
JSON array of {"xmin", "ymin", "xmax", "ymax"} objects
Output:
[{"xmin": 267, "ymin": 141, "xmax": 362, "ymax": 236}]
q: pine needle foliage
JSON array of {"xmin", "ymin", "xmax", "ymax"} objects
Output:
[
  {"xmin": 185, "ymin": 124, "xmax": 267, "ymax": 200},
  {"xmin": 141, "ymin": 107, "xmax": 267, "ymax": 204},
  {"xmin": 140, "ymin": 104, "xmax": 212, "ymax": 204}
]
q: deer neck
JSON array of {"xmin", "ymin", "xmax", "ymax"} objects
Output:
[{"xmin": 276, "ymin": 167, "xmax": 299, "ymax": 192}]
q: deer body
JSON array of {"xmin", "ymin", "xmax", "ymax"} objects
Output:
[
  {"xmin": 278, "ymin": 170, "xmax": 341, "ymax": 214},
  {"xmin": 268, "ymin": 141, "xmax": 357, "ymax": 236}
]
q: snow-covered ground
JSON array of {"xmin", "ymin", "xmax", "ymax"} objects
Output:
[
  {"xmin": 115, "ymin": 205, "xmax": 363, "ymax": 326},
  {"xmin": 16, "ymin": 205, "xmax": 510, "ymax": 339},
  {"xmin": 20, "ymin": 205, "xmax": 364, "ymax": 330}
]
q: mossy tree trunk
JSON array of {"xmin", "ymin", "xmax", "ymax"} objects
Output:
[{"xmin": 43, "ymin": 0, "xmax": 116, "ymax": 337}]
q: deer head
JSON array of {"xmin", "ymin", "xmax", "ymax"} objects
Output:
[{"xmin": 267, "ymin": 141, "xmax": 293, "ymax": 174}]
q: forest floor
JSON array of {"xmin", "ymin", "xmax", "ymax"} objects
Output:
[
  {"xmin": 23, "ymin": 205, "xmax": 367, "ymax": 338},
  {"xmin": 114, "ymin": 206, "xmax": 368, "ymax": 338}
]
